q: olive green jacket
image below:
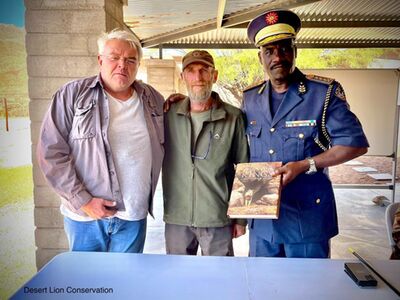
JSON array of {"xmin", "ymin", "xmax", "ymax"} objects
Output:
[{"xmin": 162, "ymin": 92, "xmax": 248, "ymax": 227}]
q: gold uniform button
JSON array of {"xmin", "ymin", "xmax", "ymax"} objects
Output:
[
  {"xmin": 269, "ymin": 149, "xmax": 275, "ymax": 155},
  {"xmin": 270, "ymin": 128, "xmax": 275, "ymax": 133},
  {"xmin": 298, "ymin": 133, "xmax": 305, "ymax": 139},
  {"xmin": 316, "ymin": 198, "xmax": 321, "ymax": 204}
]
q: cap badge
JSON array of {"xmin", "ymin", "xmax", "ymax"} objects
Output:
[{"xmin": 265, "ymin": 12, "xmax": 279, "ymax": 25}]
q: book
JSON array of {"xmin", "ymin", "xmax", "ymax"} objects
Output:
[{"xmin": 227, "ymin": 162, "xmax": 282, "ymax": 219}]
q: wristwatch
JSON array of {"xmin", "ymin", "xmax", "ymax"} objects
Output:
[{"xmin": 305, "ymin": 158, "xmax": 317, "ymax": 175}]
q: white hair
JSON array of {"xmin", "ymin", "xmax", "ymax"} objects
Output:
[{"xmin": 97, "ymin": 29, "xmax": 143, "ymax": 61}]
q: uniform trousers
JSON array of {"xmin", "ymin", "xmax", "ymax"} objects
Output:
[
  {"xmin": 165, "ymin": 223, "xmax": 234, "ymax": 256},
  {"xmin": 249, "ymin": 227, "xmax": 330, "ymax": 258}
]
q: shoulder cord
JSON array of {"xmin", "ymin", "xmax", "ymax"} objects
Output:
[{"xmin": 314, "ymin": 84, "xmax": 333, "ymax": 152}]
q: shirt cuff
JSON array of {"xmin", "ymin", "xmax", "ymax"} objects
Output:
[{"xmin": 69, "ymin": 190, "xmax": 92, "ymax": 210}]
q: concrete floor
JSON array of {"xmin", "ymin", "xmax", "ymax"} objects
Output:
[{"xmin": 144, "ymin": 183, "xmax": 394, "ymax": 260}]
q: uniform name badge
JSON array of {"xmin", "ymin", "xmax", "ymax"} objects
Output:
[{"xmin": 285, "ymin": 120, "xmax": 317, "ymax": 127}]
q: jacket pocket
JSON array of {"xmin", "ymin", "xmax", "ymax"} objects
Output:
[
  {"xmin": 246, "ymin": 124, "xmax": 262, "ymax": 159},
  {"xmin": 281, "ymin": 126, "xmax": 315, "ymax": 161},
  {"xmin": 70, "ymin": 102, "xmax": 96, "ymax": 140},
  {"xmin": 297, "ymin": 193, "xmax": 335, "ymax": 240}
]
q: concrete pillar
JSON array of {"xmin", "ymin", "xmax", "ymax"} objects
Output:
[{"xmin": 25, "ymin": 0, "xmax": 126, "ymax": 269}]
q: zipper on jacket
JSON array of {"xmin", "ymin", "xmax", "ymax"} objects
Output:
[
  {"xmin": 189, "ymin": 111, "xmax": 212, "ymax": 227},
  {"xmin": 188, "ymin": 113, "xmax": 196, "ymax": 227},
  {"xmin": 191, "ymin": 163, "xmax": 195, "ymax": 226}
]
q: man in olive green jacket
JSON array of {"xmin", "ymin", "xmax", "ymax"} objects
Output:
[{"xmin": 162, "ymin": 50, "xmax": 248, "ymax": 256}]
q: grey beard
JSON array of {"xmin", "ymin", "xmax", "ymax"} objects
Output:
[{"xmin": 188, "ymin": 89, "xmax": 212, "ymax": 103}]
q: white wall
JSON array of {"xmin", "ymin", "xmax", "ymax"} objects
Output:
[{"xmin": 305, "ymin": 69, "xmax": 399, "ymax": 156}]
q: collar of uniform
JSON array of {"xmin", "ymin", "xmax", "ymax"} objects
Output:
[
  {"xmin": 269, "ymin": 70, "xmax": 305, "ymax": 127},
  {"xmin": 291, "ymin": 67, "xmax": 307, "ymax": 83},
  {"xmin": 176, "ymin": 91, "xmax": 226, "ymax": 121}
]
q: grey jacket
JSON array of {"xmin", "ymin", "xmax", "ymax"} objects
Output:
[
  {"xmin": 37, "ymin": 75, "xmax": 164, "ymax": 217},
  {"xmin": 163, "ymin": 92, "xmax": 248, "ymax": 227}
]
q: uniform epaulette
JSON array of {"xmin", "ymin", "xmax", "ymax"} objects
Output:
[
  {"xmin": 306, "ymin": 74, "xmax": 335, "ymax": 85},
  {"xmin": 243, "ymin": 81, "xmax": 266, "ymax": 94}
]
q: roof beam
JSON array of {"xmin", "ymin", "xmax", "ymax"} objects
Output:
[
  {"xmin": 229, "ymin": 19, "xmax": 400, "ymax": 29},
  {"xmin": 303, "ymin": 20, "xmax": 400, "ymax": 28},
  {"xmin": 296, "ymin": 39, "xmax": 400, "ymax": 48},
  {"xmin": 154, "ymin": 43, "xmax": 256, "ymax": 49},
  {"xmin": 141, "ymin": 0, "xmax": 321, "ymax": 48},
  {"xmin": 152, "ymin": 40, "xmax": 400, "ymax": 49},
  {"xmin": 216, "ymin": 0, "xmax": 227, "ymax": 29}
]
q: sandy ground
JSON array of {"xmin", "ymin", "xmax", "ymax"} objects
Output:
[
  {"xmin": 0, "ymin": 118, "xmax": 32, "ymax": 168},
  {"xmin": 330, "ymin": 156, "xmax": 397, "ymax": 185},
  {"xmin": 0, "ymin": 201, "xmax": 36, "ymax": 299},
  {"xmin": 0, "ymin": 118, "xmax": 35, "ymax": 298}
]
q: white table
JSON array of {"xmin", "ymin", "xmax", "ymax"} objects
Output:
[{"xmin": 10, "ymin": 252, "xmax": 400, "ymax": 299}]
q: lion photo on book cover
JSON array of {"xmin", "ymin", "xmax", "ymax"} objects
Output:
[{"xmin": 228, "ymin": 162, "xmax": 282, "ymax": 219}]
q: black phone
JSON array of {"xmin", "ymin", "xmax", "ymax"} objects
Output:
[{"xmin": 344, "ymin": 262, "xmax": 377, "ymax": 287}]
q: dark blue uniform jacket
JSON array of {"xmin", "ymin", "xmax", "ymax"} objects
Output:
[{"xmin": 242, "ymin": 68, "xmax": 369, "ymax": 243}]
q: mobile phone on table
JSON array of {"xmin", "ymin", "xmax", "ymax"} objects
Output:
[{"xmin": 344, "ymin": 262, "xmax": 377, "ymax": 287}]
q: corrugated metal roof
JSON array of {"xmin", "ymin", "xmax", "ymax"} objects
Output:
[
  {"xmin": 157, "ymin": 27, "xmax": 400, "ymax": 49},
  {"xmin": 124, "ymin": 0, "xmax": 219, "ymax": 40},
  {"xmin": 168, "ymin": 29, "xmax": 246, "ymax": 46},
  {"xmin": 225, "ymin": 0, "xmax": 269, "ymax": 13},
  {"xmin": 294, "ymin": 0, "xmax": 399, "ymax": 17},
  {"xmin": 124, "ymin": 0, "xmax": 400, "ymax": 48},
  {"xmin": 300, "ymin": 28, "xmax": 400, "ymax": 41}
]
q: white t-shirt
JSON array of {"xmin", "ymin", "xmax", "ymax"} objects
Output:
[
  {"xmin": 107, "ymin": 90, "xmax": 152, "ymax": 221},
  {"xmin": 61, "ymin": 90, "xmax": 152, "ymax": 221}
]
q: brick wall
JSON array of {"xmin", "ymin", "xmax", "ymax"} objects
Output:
[
  {"xmin": 26, "ymin": 0, "xmax": 183, "ymax": 269},
  {"xmin": 25, "ymin": 0, "xmax": 125, "ymax": 269}
]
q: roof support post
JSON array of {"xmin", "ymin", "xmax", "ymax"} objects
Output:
[{"xmin": 159, "ymin": 44, "xmax": 163, "ymax": 59}]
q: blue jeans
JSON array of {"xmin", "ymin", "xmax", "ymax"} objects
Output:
[{"xmin": 63, "ymin": 217, "xmax": 146, "ymax": 253}]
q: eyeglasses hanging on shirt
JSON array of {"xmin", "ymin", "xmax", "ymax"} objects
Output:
[{"xmin": 191, "ymin": 131, "xmax": 212, "ymax": 160}]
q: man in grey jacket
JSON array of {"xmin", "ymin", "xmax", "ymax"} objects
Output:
[{"xmin": 37, "ymin": 30, "xmax": 164, "ymax": 253}]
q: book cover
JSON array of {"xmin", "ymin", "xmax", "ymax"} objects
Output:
[{"xmin": 228, "ymin": 162, "xmax": 282, "ymax": 219}]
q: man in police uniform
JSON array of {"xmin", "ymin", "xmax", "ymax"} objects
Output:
[{"xmin": 243, "ymin": 9, "xmax": 369, "ymax": 258}]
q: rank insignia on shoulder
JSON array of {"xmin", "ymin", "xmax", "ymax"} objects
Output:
[
  {"xmin": 257, "ymin": 83, "xmax": 266, "ymax": 94},
  {"xmin": 243, "ymin": 81, "xmax": 266, "ymax": 94},
  {"xmin": 306, "ymin": 74, "xmax": 335, "ymax": 85},
  {"xmin": 334, "ymin": 83, "xmax": 347, "ymax": 101}
]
